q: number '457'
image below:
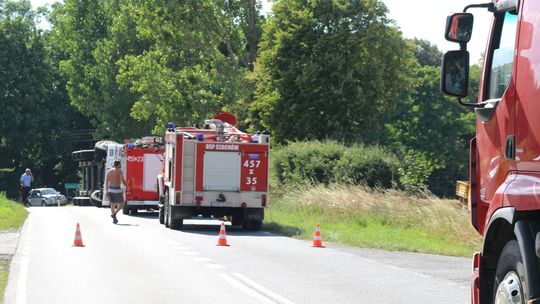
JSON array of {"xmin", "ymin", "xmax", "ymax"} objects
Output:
[{"xmin": 243, "ymin": 160, "xmax": 261, "ymax": 168}]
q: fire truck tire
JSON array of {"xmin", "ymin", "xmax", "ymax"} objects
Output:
[
  {"xmin": 493, "ymin": 240, "xmax": 528, "ymax": 303},
  {"xmin": 243, "ymin": 220, "xmax": 262, "ymax": 231},
  {"xmin": 170, "ymin": 219, "xmax": 183, "ymax": 230},
  {"xmin": 159, "ymin": 207, "xmax": 165, "ymax": 224},
  {"xmin": 131, "ymin": 208, "xmax": 138, "ymax": 215}
]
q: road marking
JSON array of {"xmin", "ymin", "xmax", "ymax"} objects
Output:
[
  {"xmin": 15, "ymin": 257, "xmax": 28, "ymax": 304},
  {"xmin": 203, "ymin": 263, "xmax": 225, "ymax": 270},
  {"xmin": 233, "ymin": 273, "xmax": 296, "ymax": 304},
  {"xmin": 218, "ymin": 273, "xmax": 277, "ymax": 304}
]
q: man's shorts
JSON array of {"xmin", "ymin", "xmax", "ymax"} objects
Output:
[{"xmin": 107, "ymin": 186, "xmax": 124, "ymax": 204}]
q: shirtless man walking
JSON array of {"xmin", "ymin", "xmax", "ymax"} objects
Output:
[{"xmin": 105, "ymin": 160, "xmax": 127, "ymax": 224}]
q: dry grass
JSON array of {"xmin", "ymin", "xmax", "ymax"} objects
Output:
[{"xmin": 266, "ymin": 184, "xmax": 482, "ymax": 256}]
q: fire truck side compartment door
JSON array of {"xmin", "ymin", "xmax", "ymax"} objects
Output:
[
  {"xmin": 143, "ymin": 154, "xmax": 163, "ymax": 192},
  {"xmin": 203, "ymin": 152, "xmax": 241, "ymax": 191}
]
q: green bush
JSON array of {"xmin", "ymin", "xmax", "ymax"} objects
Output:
[
  {"xmin": 271, "ymin": 141, "xmax": 399, "ymax": 188},
  {"xmin": 333, "ymin": 145, "xmax": 399, "ymax": 188}
]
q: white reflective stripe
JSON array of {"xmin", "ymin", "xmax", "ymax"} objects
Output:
[{"xmin": 108, "ymin": 188, "xmax": 123, "ymax": 193}]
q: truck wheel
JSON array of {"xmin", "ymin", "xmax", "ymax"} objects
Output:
[
  {"xmin": 159, "ymin": 207, "xmax": 165, "ymax": 224},
  {"xmin": 131, "ymin": 208, "xmax": 138, "ymax": 215},
  {"xmin": 493, "ymin": 240, "xmax": 528, "ymax": 304},
  {"xmin": 170, "ymin": 219, "xmax": 183, "ymax": 230}
]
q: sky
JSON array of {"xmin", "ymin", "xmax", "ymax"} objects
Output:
[{"xmin": 31, "ymin": 0, "xmax": 493, "ymax": 64}]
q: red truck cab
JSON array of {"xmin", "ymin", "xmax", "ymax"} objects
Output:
[{"xmin": 441, "ymin": 0, "xmax": 540, "ymax": 303}]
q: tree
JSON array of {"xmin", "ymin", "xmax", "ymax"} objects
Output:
[
  {"xmin": 387, "ymin": 65, "xmax": 475, "ymax": 195},
  {"xmin": 0, "ymin": 0, "xmax": 93, "ymax": 198},
  {"xmin": 51, "ymin": 0, "xmax": 265, "ymax": 138},
  {"xmin": 409, "ymin": 38, "xmax": 442, "ymax": 67},
  {"xmin": 251, "ymin": 0, "xmax": 416, "ymax": 143}
]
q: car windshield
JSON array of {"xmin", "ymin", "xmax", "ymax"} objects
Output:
[{"xmin": 41, "ymin": 188, "xmax": 57, "ymax": 195}]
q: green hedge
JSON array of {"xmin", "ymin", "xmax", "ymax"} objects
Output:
[{"xmin": 271, "ymin": 141, "xmax": 399, "ymax": 188}]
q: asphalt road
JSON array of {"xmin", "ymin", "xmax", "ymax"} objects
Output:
[{"xmin": 4, "ymin": 207, "xmax": 471, "ymax": 304}]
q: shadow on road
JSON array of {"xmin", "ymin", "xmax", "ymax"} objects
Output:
[{"xmin": 115, "ymin": 223, "xmax": 139, "ymax": 227}]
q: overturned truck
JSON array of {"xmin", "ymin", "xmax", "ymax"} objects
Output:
[{"xmin": 72, "ymin": 137, "xmax": 164, "ymax": 214}]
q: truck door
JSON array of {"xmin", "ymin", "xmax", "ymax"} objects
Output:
[
  {"xmin": 508, "ymin": 0, "xmax": 540, "ymax": 210},
  {"xmin": 476, "ymin": 10, "xmax": 518, "ymax": 208}
]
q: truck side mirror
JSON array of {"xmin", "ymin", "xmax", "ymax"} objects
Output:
[
  {"xmin": 445, "ymin": 13, "xmax": 474, "ymax": 43},
  {"xmin": 441, "ymin": 50, "xmax": 470, "ymax": 98}
]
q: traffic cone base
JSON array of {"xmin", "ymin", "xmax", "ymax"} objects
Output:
[
  {"xmin": 217, "ymin": 222, "xmax": 229, "ymax": 246},
  {"xmin": 312, "ymin": 224, "xmax": 325, "ymax": 248},
  {"xmin": 73, "ymin": 223, "xmax": 85, "ymax": 247}
]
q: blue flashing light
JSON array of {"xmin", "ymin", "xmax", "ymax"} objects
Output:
[
  {"xmin": 127, "ymin": 143, "xmax": 134, "ymax": 149},
  {"xmin": 167, "ymin": 122, "xmax": 175, "ymax": 131},
  {"xmin": 197, "ymin": 133, "xmax": 204, "ymax": 141}
]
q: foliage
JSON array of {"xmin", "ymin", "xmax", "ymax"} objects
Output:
[
  {"xmin": 409, "ymin": 38, "xmax": 442, "ymax": 67},
  {"xmin": 271, "ymin": 141, "xmax": 399, "ymax": 188},
  {"xmin": 251, "ymin": 0, "xmax": 416, "ymax": 144},
  {"xmin": 386, "ymin": 64, "xmax": 475, "ymax": 196},
  {"xmin": 334, "ymin": 145, "xmax": 399, "ymax": 188},
  {"xmin": 50, "ymin": 0, "xmax": 264, "ymax": 138},
  {"xmin": 0, "ymin": 0, "xmax": 92, "ymax": 198}
]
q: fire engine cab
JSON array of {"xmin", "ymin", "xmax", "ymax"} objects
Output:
[{"xmin": 158, "ymin": 112, "xmax": 269, "ymax": 230}]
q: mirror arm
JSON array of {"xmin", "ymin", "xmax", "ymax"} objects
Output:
[
  {"xmin": 458, "ymin": 97, "xmax": 485, "ymax": 108},
  {"xmin": 463, "ymin": 3, "xmax": 495, "ymax": 13}
]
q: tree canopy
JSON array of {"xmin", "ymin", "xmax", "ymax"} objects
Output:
[{"xmin": 251, "ymin": 0, "xmax": 417, "ymax": 143}]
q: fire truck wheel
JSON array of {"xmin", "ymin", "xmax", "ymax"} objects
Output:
[
  {"xmin": 493, "ymin": 240, "xmax": 527, "ymax": 304},
  {"xmin": 170, "ymin": 219, "xmax": 183, "ymax": 230},
  {"xmin": 131, "ymin": 208, "xmax": 138, "ymax": 215},
  {"xmin": 159, "ymin": 207, "xmax": 165, "ymax": 224}
]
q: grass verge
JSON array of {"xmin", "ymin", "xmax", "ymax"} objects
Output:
[
  {"xmin": 265, "ymin": 184, "xmax": 481, "ymax": 257},
  {"xmin": 0, "ymin": 194, "xmax": 27, "ymax": 231},
  {"xmin": 0, "ymin": 194, "xmax": 27, "ymax": 303},
  {"xmin": 0, "ymin": 260, "xmax": 8, "ymax": 303}
]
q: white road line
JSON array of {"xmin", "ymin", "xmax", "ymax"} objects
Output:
[
  {"xmin": 15, "ymin": 257, "xmax": 28, "ymax": 304},
  {"xmin": 203, "ymin": 263, "xmax": 226, "ymax": 270},
  {"xmin": 219, "ymin": 273, "xmax": 277, "ymax": 304},
  {"xmin": 232, "ymin": 273, "xmax": 296, "ymax": 304}
]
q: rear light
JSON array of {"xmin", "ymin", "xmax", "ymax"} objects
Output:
[
  {"xmin": 261, "ymin": 195, "xmax": 267, "ymax": 207},
  {"xmin": 195, "ymin": 196, "xmax": 203, "ymax": 206}
]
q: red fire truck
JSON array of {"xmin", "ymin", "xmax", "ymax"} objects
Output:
[
  {"xmin": 441, "ymin": 0, "xmax": 540, "ymax": 303},
  {"xmin": 158, "ymin": 112, "xmax": 269, "ymax": 230},
  {"xmin": 121, "ymin": 137, "xmax": 165, "ymax": 215}
]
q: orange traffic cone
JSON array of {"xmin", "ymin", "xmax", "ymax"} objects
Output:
[
  {"xmin": 73, "ymin": 223, "xmax": 85, "ymax": 247},
  {"xmin": 312, "ymin": 224, "xmax": 325, "ymax": 248},
  {"xmin": 216, "ymin": 222, "xmax": 229, "ymax": 246}
]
